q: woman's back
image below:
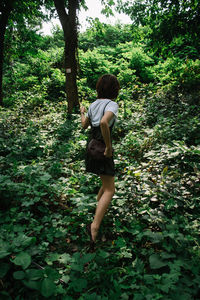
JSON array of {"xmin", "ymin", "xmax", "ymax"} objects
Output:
[{"xmin": 88, "ymin": 99, "xmax": 118, "ymax": 127}]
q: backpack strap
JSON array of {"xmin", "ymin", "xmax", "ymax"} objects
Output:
[
  {"xmin": 102, "ymin": 100, "xmax": 112, "ymax": 119},
  {"xmin": 102, "ymin": 100, "xmax": 116, "ymax": 128}
]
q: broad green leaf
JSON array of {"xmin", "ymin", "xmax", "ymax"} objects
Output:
[
  {"xmin": 40, "ymin": 173, "xmax": 51, "ymax": 181},
  {"xmin": 132, "ymin": 258, "xmax": 144, "ymax": 272},
  {"xmin": 143, "ymin": 230, "xmax": 163, "ymax": 243},
  {"xmin": 71, "ymin": 263, "xmax": 83, "ymax": 272},
  {"xmin": 23, "ymin": 279, "xmax": 41, "ymax": 291},
  {"xmin": 13, "ymin": 271, "xmax": 25, "ymax": 280},
  {"xmin": 0, "ymin": 241, "xmax": 11, "ymax": 259},
  {"xmin": 149, "ymin": 254, "xmax": 168, "ymax": 269},
  {"xmin": 13, "ymin": 234, "xmax": 36, "ymax": 248},
  {"xmin": 58, "ymin": 253, "xmax": 71, "ymax": 264},
  {"xmin": 44, "ymin": 266, "xmax": 60, "ymax": 281},
  {"xmin": 97, "ymin": 250, "xmax": 110, "ymax": 259},
  {"xmin": 45, "ymin": 253, "xmax": 60, "ymax": 265},
  {"xmin": 81, "ymin": 253, "xmax": 95, "ymax": 264},
  {"xmin": 25, "ymin": 269, "xmax": 43, "ymax": 280},
  {"xmin": 161, "ymin": 252, "xmax": 176, "ymax": 259},
  {"xmin": 70, "ymin": 278, "xmax": 87, "ymax": 292},
  {"xmin": 133, "ymin": 294, "xmax": 144, "ymax": 300},
  {"xmin": 0, "ymin": 263, "xmax": 10, "ymax": 278},
  {"xmin": 143, "ymin": 274, "xmax": 154, "ymax": 284},
  {"xmin": 41, "ymin": 278, "xmax": 56, "ymax": 298},
  {"xmin": 12, "ymin": 252, "xmax": 31, "ymax": 269},
  {"xmin": 61, "ymin": 275, "xmax": 70, "ymax": 284}
]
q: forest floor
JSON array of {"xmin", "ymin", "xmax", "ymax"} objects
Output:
[{"xmin": 0, "ymin": 94, "xmax": 200, "ymax": 299}]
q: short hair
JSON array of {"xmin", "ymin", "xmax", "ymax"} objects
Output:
[{"xmin": 96, "ymin": 74, "xmax": 120, "ymax": 99}]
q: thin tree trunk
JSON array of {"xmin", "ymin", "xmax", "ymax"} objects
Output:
[
  {"xmin": 0, "ymin": 0, "xmax": 15, "ymax": 106},
  {"xmin": 53, "ymin": 0, "xmax": 79, "ymax": 114}
]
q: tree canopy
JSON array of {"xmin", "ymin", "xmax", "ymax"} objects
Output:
[{"xmin": 117, "ymin": 0, "xmax": 200, "ymax": 57}]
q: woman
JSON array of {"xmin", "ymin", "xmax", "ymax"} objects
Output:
[{"xmin": 80, "ymin": 74, "xmax": 120, "ymax": 243}]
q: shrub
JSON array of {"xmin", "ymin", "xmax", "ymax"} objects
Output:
[
  {"xmin": 129, "ymin": 47, "xmax": 155, "ymax": 83},
  {"xmin": 79, "ymin": 48, "xmax": 113, "ymax": 88},
  {"xmin": 178, "ymin": 59, "xmax": 200, "ymax": 92},
  {"xmin": 152, "ymin": 58, "xmax": 200, "ymax": 97},
  {"xmin": 42, "ymin": 68, "xmax": 65, "ymax": 101}
]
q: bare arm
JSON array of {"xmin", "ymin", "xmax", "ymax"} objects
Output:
[
  {"xmin": 100, "ymin": 111, "xmax": 114, "ymax": 158},
  {"xmin": 80, "ymin": 106, "xmax": 90, "ymax": 129}
]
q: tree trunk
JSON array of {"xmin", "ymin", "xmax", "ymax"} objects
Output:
[
  {"xmin": 53, "ymin": 0, "xmax": 79, "ymax": 114},
  {"xmin": 0, "ymin": 0, "xmax": 15, "ymax": 106}
]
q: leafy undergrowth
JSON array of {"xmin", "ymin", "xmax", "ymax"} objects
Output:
[{"xmin": 0, "ymin": 95, "xmax": 200, "ymax": 300}]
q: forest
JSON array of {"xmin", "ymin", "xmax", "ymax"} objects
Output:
[{"xmin": 0, "ymin": 0, "xmax": 200, "ymax": 299}]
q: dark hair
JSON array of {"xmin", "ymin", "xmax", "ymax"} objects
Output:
[{"xmin": 96, "ymin": 74, "xmax": 120, "ymax": 99}]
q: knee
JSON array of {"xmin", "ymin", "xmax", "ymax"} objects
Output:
[
  {"xmin": 105, "ymin": 185, "xmax": 115, "ymax": 197},
  {"xmin": 101, "ymin": 175, "xmax": 115, "ymax": 197}
]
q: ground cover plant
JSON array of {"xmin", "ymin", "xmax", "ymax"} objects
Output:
[
  {"xmin": 0, "ymin": 83, "xmax": 200, "ymax": 299},
  {"xmin": 1, "ymin": 18, "xmax": 200, "ymax": 300}
]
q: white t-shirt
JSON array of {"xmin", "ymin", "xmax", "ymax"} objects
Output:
[{"xmin": 87, "ymin": 99, "xmax": 118, "ymax": 127}]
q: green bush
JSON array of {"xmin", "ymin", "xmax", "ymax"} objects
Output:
[
  {"xmin": 77, "ymin": 78, "xmax": 96, "ymax": 102},
  {"xmin": 161, "ymin": 34, "xmax": 199, "ymax": 59},
  {"xmin": 3, "ymin": 62, "xmax": 40, "ymax": 94},
  {"xmin": 43, "ymin": 68, "xmax": 65, "ymax": 101},
  {"xmin": 3, "ymin": 47, "xmax": 65, "ymax": 105},
  {"xmin": 79, "ymin": 21, "xmax": 134, "ymax": 51},
  {"xmin": 29, "ymin": 48, "xmax": 64, "ymax": 80},
  {"xmin": 1, "ymin": 87, "xmax": 200, "ymax": 299},
  {"xmin": 178, "ymin": 59, "xmax": 200, "ymax": 92},
  {"xmin": 79, "ymin": 48, "xmax": 113, "ymax": 88},
  {"xmin": 129, "ymin": 47, "xmax": 155, "ymax": 83},
  {"xmin": 152, "ymin": 58, "xmax": 200, "ymax": 95}
]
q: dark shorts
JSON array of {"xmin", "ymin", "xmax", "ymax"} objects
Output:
[{"xmin": 85, "ymin": 152, "xmax": 115, "ymax": 176}]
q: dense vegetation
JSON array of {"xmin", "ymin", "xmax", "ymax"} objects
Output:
[{"xmin": 0, "ymin": 9, "xmax": 200, "ymax": 300}]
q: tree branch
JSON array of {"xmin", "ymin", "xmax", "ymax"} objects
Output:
[{"xmin": 53, "ymin": 0, "xmax": 69, "ymax": 29}]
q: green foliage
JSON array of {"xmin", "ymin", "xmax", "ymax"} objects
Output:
[
  {"xmin": 79, "ymin": 48, "xmax": 113, "ymax": 88},
  {"xmin": 0, "ymin": 81, "xmax": 200, "ymax": 298},
  {"xmin": 4, "ymin": 46, "xmax": 65, "ymax": 104},
  {"xmin": 78, "ymin": 41, "xmax": 154, "ymax": 91},
  {"xmin": 160, "ymin": 34, "xmax": 199, "ymax": 59},
  {"xmin": 118, "ymin": 0, "xmax": 200, "ymax": 58},
  {"xmin": 152, "ymin": 58, "xmax": 200, "ymax": 95},
  {"xmin": 43, "ymin": 25, "xmax": 65, "ymax": 49},
  {"xmin": 1, "ymin": 15, "xmax": 200, "ymax": 300},
  {"xmin": 129, "ymin": 47, "xmax": 154, "ymax": 82},
  {"xmin": 4, "ymin": 24, "xmax": 44, "ymax": 63},
  {"xmin": 78, "ymin": 20, "xmax": 133, "ymax": 51},
  {"xmin": 177, "ymin": 59, "xmax": 200, "ymax": 92}
]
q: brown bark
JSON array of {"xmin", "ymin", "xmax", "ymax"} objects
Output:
[
  {"xmin": 53, "ymin": 0, "xmax": 80, "ymax": 114},
  {"xmin": 0, "ymin": 0, "xmax": 15, "ymax": 106}
]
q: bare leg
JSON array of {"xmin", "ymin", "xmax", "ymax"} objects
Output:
[
  {"xmin": 97, "ymin": 186, "xmax": 104, "ymax": 202},
  {"xmin": 91, "ymin": 175, "xmax": 115, "ymax": 242}
]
